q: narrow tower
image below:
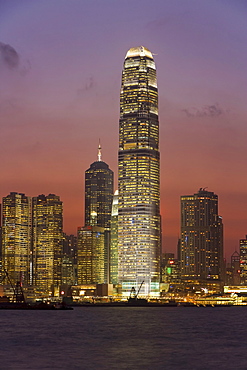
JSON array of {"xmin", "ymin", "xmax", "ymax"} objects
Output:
[
  {"xmin": 118, "ymin": 46, "xmax": 160, "ymax": 296},
  {"xmin": 77, "ymin": 144, "xmax": 114, "ymax": 285},
  {"xmin": 32, "ymin": 194, "xmax": 63, "ymax": 295}
]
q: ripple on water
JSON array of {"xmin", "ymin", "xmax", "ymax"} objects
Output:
[{"xmin": 1, "ymin": 306, "xmax": 247, "ymax": 369}]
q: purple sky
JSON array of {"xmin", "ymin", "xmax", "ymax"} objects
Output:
[{"xmin": 1, "ymin": 0, "xmax": 247, "ymax": 259}]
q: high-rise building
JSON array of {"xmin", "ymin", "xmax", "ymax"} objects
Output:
[
  {"xmin": 240, "ymin": 236, "xmax": 247, "ymax": 284},
  {"xmin": 180, "ymin": 188, "xmax": 223, "ymax": 280},
  {"xmin": 32, "ymin": 194, "xmax": 63, "ymax": 295},
  {"xmin": 77, "ymin": 225, "xmax": 105, "ymax": 284},
  {"xmin": 78, "ymin": 144, "xmax": 114, "ymax": 285},
  {"xmin": 85, "ymin": 144, "xmax": 113, "ymax": 229},
  {"xmin": 118, "ymin": 46, "xmax": 160, "ymax": 296},
  {"xmin": 110, "ymin": 190, "xmax": 118, "ymax": 284},
  {"xmin": 2, "ymin": 192, "xmax": 31, "ymax": 286}
]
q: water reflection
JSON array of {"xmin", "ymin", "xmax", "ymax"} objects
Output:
[{"xmin": 1, "ymin": 307, "xmax": 247, "ymax": 369}]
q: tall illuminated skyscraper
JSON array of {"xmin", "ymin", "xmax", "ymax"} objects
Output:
[
  {"xmin": 2, "ymin": 192, "xmax": 31, "ymax": 285},
  {"xmin": 32, "ymin": 194, "xmax": 63, "ymax": 295},
  {"xmin": 180, "ymin": 188, "xmax": 223, "ymax": 280},
  {"xmin": 77, "ymin": 144, "xmax": 114, "ymax": 285},
  {"xmin": 118, "ymin": 46, "xmax": 160, "ymax": 296}
]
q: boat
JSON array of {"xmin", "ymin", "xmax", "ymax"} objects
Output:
[
  {"xmin": 0, "ymin": 269, "xmax": 73, "ymax": 310},
  {"xmin": 0, "ymin": 299, "xmax": 73, "ymax": 310}
]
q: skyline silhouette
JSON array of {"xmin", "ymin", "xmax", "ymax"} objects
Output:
[{"xmin": 1, "ymin": 0, "xmax": 247, "ymax": 259}]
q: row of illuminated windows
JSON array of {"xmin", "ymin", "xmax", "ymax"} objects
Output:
[
  {"xmin": 123, "ymin": 73, "xmax": 156, "ymax": 84},
  {"xmin": 119, "ymin": 186, "xmax": 159, "ymax": 192},
  {"xmin": 119, "ymin": 155, "xmax": 159, "ymax": 161},
  {"xmin": 120, "ymin": 94, "xmax": 158, "ymax": 104},
  {"xmin": 120, "ymin": 126, "xmax": 159, "ymax": 134},
  {"xmin": 119, "ymin": 198, "xmax": 160, "ymax": 204},
  {"xmin": 119, "ymin": 124, "xmax": 156, "ymax": 130},
  {"xmin": 121, "ymin": 85, "xmax": 157, "ymax": 94},
  {"xmin": 121, "ymin": 138, "xmax": 159, "ymax": 145},
  {"xmin": 119, "ymin": 161, "xmax": 159, "ymax": 167},
  {"xmin": 118, "ymin": 219, "xmax": 160, "ymax": 225},
  {"xmin": 119, "ymin": 183, "xmax": 159, "ymax": 190},
  {"xmin": 119, "ymin": 182, "xmax": 159, "ymax": 188},
  {"xmin": 120, "ymin": 126, "xmax": 158, "ymax": 133},
  {"xmin": 119, "ymin": 177, "xmax": 159, "ymax": 184},
  {"xmin": 120, "ymin": 106, "xmax": 158, "ymax": 115},
  {"xmin": 120, "ymin": 107, "xmax": 158, "ymax": 116},
  {"xmin": 123, "ymin": 69, "xmax": 156, "ymax": 80},
  {"xmin": 120, "ymin": 165, "xmax": 159, "ymax": 171},
  {"xmin": 119, "ymin": 165, "xmax": 159, "ymax": 171},
  {"xmin": 119, "ymin": 178, "xmax": 159, "ymax": 184},
  {"xmin": 119, "ymin": 164, "xmax": 159, "ymax": 169},
  {"xmin": 119, "ymin": 226, "xmax": 160, "ymax": 232},
  {"xmin": 123, "ymin": 82, "xmax": 157, "ymax": 90},
  {"xmin": 120, "ymin": 163, "xmax": 158, "ymax": 168}
]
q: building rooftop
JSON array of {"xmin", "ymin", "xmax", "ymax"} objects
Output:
[{"xmin": 125, "ymin": 46, "xmax": 153, "ymax": 60}]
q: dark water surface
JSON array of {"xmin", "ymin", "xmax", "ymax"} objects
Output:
[{"xmin": 1, "ymin": 306, "xmax": 247, "ymax": 369}]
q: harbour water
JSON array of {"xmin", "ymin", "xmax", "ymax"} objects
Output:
[{"xmin": 1, "ymin": 306, "xmax": 247, "ymax": 369}]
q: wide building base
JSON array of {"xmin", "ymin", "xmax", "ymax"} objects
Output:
[{"xmin": 120, "ymin": 281, "xmax": 160, "ymax": 298}]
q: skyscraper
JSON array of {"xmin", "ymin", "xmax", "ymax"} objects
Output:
[
  {"xmin": 85, "ymin": 144, "xmax": 113, "ymax": 229},
  {"xmin": 32, "ymin": 194, "xmax": 63, "ymax": 295},
  {"xmin": 2, "ymin": 192, "xmax": 31, "ymax": 286},
  {"xmin": 180, "ymin": 188, "xmax": 223, "ymax": 280},
  {"xmin": 77, "ymin": 144, "xmax": 114, "ymax": 285},
  {"xmin": 240, "ymin": 236, "xmax": 247, "ymax": 284},
  {"xmin": 118, "ymin": 46, "xmax": 160, "ymax": 296}
]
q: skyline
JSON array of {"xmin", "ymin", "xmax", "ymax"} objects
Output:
[{"xmin": 1, "ymin": 0, "xmax": 247, "ymax": 259}]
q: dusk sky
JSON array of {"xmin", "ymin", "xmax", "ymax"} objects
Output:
[{"xmin": 1, "ymin": 0, "xmax": 247, "ymax": 259}]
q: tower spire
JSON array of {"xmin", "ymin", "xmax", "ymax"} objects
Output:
[{"xmin": 97, "ymin": 140, "xmax": 102, "ymax": 161}]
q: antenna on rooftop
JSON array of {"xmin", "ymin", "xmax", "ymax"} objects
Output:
[{"xmin": 97, "ymin": 139, "xmax": 102, "ymax": 161}]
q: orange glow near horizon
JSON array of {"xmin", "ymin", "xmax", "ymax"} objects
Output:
[{"xmin": 1, "ymin": 1, "xmax": 247, "ymax": 261}]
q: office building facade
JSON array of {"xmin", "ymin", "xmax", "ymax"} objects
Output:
[
  {"xmin": 180, "ymin": 188, "xmax": 223, "ymax": 280},
  {"xmin": 32, "ymin": 194, "xmax": 63, "ymax": 295},
  {"xmin": 240, "ymin": 236, "xmax": 247, "ymax": 284},
  {"xmin": 77, "ymin": 225, "xmax": 105, "ymax": 284},
  {"xmin": 2, "ymin": 192, "xmax": 31, "ymax": 286}
]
